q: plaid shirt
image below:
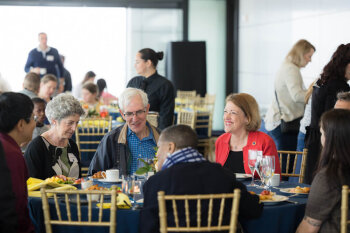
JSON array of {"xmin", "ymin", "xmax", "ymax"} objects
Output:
[
  {"xmin": 161, "ymin": 147, "xmax": 206, "ymax": 170},
  {"xmin": 127, "ymin": 124, "xmax": 157, "ymax": 174}
]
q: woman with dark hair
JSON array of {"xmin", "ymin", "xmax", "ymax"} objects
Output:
[
  {"xmin": 96, "ymin": 78, "xmax": 118, "ymax": 105},
  {"xmin": 305, "ymin": 44, "xmax": 350, "ymax": 184},
  {"xmin": 73, "ymin": 70, "xmax": 96, "ymax": 99},
  {"xmin": 127, "ymin": 48, "xmax": 175, "ymax": 129},
  {"xmin": 81, "ymin": 82, "xmax": 101, "ymax": 114},
  {"xmin": 296, "ymin": 109, "xmax": 350, "ymax": 233}
]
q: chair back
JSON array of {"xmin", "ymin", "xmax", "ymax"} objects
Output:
[
  {"xmin": 41, "ymin": 185, "xmax": 118, "ymax": 233},
  {"xmin": 341, "ymin": 185, "xmax": 350, "ymax": 233},
  {"xmin": 158, "ymin": 189, "xmax": 240, "ymax": 233},
  {"xmin": 75, "ymin": 117, "xmax": 112, "ymax": 176},
  {"xmin": 147, "ymin": 112, "xmax": 159, "ymax": 128},
  {"xmin": 177, "ymin": 90, "xmax": 197, "ymax": 98},
  {"xmin": 177, "ymin": 110, "xmax": 196, "ymax": 128},
  {"xmin": 277, "ymin": 149, "xmax": 308, "ymax": 183}
]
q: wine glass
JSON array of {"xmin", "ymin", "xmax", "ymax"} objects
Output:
[
  {"xmin": 248, "ymin": 150, "xmax": 258, "ymax": 186},
  {"xmin": 261, "ymin": 156, "xmax": 275, "ymax": 191}
]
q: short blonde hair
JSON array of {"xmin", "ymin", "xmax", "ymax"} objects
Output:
[
  {"xmin": 41, "ymin": 74, "xmax": 57, "ymax": 84},
  {"xmin": 225, "ymin": 93, "xmax": 261, "ymax": 131},
  {"xmin": 286, "ymin": 39, "xmax": 315, "ymax": 67}
]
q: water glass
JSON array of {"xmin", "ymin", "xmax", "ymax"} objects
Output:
[
  {"xmin": 261, "ymin": 155, "xmax": 275, "ymax": 191},
  {"xmin": 248, "ymin": 150, "xmax": 258, "ymax": 186}
]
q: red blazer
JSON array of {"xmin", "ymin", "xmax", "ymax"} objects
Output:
[{"xmin": 215, "ymin": 131, "xmax": 281, "ymax": 176}]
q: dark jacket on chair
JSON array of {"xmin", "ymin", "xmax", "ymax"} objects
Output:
[{"xmin": 140, "ymin": 161, "xmax": 263, "ymax": 233}]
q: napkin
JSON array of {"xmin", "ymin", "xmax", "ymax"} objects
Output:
[{"xmin": 27, "ymin": 177, "xmax": 77, "ymax": 197}]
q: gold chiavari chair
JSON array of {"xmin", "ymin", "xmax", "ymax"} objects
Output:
[
  {"xmin": 176, "ymin": 110, "xmax": 196, "ymax": 128},
  {"xmin": 277, "ymin": 149, "xmax": 308, "ymax": 183},
  {"xmin": 75, "ymin": 116, "xmax": 112, "ymax": 176},
  {"xmin": 41, "ymin": 185, "xmax": 118, "ymax": 233},
  {"xmin": 177, "ymin": 90, "xmax": 197, "ymax": 99},
  {"xmin": 341, "ymin": 185, "xmax": 350, "ymax": 233},
  {"xmin": 157, "ymin": 189, "xmax": 241, "ymax": 233},
  {"xmin": 147, "ymin": 111, "xmax": 159, "ymax": 128}
]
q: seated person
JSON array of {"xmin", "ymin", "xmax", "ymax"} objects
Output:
[
  {"xmin": 24, "ymin": 93, "xmax": 84, "ymax": 179},
  {"xmin": 97, "ymin": 78, "xmax": 118, "ymax": 105},
  {"xmin": 38, "ymin": 74, "xmax": 57, "ymax": 103},
  {"xmin": 296, "ymin": 109, "xmax": 350, "ymax": 233},
  {"xmin": 140, "ymin": 124, "xmax": 263, "ymax": 233},
  {"xmin": 88, "ymin": 88, "xmax": 160, "ymax": 176},
  {"xmin": 0, "ymin": 92, "xmax": 36, "ymax": 233},
  {"xmin": 334, "ymin": 91, "xmax": 350, "ymax": 110},
  {"xmin": 80, "ymin": 82, "xmax": 101, "ymax": 115},
  {"xmin": 216, "ymin": 93, "xmax": 281, "ymax": 176},
  {"xmin": 19, "ymin": 72, "xmax": 40, "ymax": 99}
]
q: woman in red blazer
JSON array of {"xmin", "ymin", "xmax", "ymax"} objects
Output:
[{"xmin": 215, "ymin": 93, "xmax": 281, "ymax": 177}]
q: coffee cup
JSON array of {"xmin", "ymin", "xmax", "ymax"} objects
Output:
[
  {"xmin": 102, "ymin": 169, "xmax": 119, "ymax": 182},
  {"xmin": 269, "ymin": 174, "xmax": 280, "ymax": 187}
]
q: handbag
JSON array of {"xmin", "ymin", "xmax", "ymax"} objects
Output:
[{"xmin": 274, "ymin": 91, "xmax": 301, "ymax": 134}]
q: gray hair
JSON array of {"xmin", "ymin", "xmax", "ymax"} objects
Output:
[
  {"xmin": 118, "ymin": 88, "xmax": 148, "ymax": 112},
  {"xmin": 337, "ymin": 92, "xmax": 350, "ymax": 102},
  {"xmin": 45, "ymin": 93, "xmax": 84, "ymax": 123}
]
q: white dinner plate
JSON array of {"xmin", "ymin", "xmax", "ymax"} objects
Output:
[
  {"xmin": 279, "ymin": 188, "xmax": 309, "ymax": 195},
  {"xmin": 235, "ymin": 173, "xmax": 252, "ymax": 179},
  {"xmin": 260, "ymin": 195, "xmax": 289, "ymax": 205},
  {"xmin": 96, "ymin": 179, "xmax": 123, "ymax": 183}
]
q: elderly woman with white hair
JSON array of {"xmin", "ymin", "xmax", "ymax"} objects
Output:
[
  {"xmin": 88, "ymin": 87, "xmax": 160, "ymax": 176},
  {"xmin": 24, "ymin": 93, "xmax": 85, "ymax": 179}
]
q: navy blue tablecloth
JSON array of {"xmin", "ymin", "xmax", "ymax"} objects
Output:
[{"xmin": 241, "ymin": 181, "xmax": 309, "ymax": 233}]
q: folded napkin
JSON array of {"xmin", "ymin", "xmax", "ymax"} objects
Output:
[
  {"xmin": 27, "ymin": 177, "xmax": 77, "ymax": 197},
  {"xmin": 96, "ymin": 193, "xmax": 132, "ymax": 209}
]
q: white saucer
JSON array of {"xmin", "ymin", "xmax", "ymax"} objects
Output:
[{"xmin": 96, "ymin": 179, "xmax": 122, "ymax": 183}]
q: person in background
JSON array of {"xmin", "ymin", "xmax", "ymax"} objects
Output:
[
  {"xmin": 0, "ymin": 141, "xmax": 18, "ymax": 233},
  {"xmin": 296, "ymin": 109, "xmax": 350, "ymax": 233},
  {"xmin": 334, "ymin": 91, "xmax": 350, "ymax": 110},
  {"xmin": 127, "ymin": 48, "xmax": 175, "ymax": 130},
  {"xmin": 264, "ymin": 39, "xmax": 315, "ymax": 151},
  {"xmin": 96, "ymin": 78, "xmax": 118, "ymax": 105},
  {"xmin": 296, "ymin": 81, "xmax": 316, "ymax": 152},
  {"xmin": 24, "ymin": 32, "xmax": 63, "ymax": 80},
  {"xmin": 24, "ymin": 93, "xmax": 84, "ymax": 180},
  {"xmin": 81, "ymin": 82, "xmax": 101, "ymax": 115},
  {"xmin": 0, "ymin": 72, "xmax": 11, "ymax": 93},
  {"xmin": 0, "ymin": 92, "xmax": 36, "ymax": 233},
  {"xmin": 88, "ymin": 88, "xmax": 160, "ymax": 176},
  {"xmin": 73, "ymin": 71, "xmax": 96, "ymax": 99},
  {"xmin": 141, "ymin": 124, "xmax": 263, "ymax": 233},
  {"xmin": 215, "ymin": 93, "xmax": 281, "ymax": 176},
  {"xmin": 19, "ymin": 72, "xmax": 41, "ymax": 99},
  {"xmin": 21, "ymin": 98, "xmax": 50, "ymax": 152},
  {"xmin": 305, "ymin": 43, "xmax": 350, "ymax": 184},
  {"xmin": 60, "ymin": 55, "xmax": 72, "ymax": 92},
  {"xmin": 38, "ymin": 74, "xmax": 57, "ymax": 103}
]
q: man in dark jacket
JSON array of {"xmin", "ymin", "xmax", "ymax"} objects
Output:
[
  {"xmin": 88, "ymin": 88, "xmax": 160, "ymax": 176},
  {"xmin": 140, "ymin": 125, "xmax": 263, "ymax": 233}
]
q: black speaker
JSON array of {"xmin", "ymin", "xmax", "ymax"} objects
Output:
[{"xmin": 166, "ymin": 41, "xmax": 207, "ymax": 96}]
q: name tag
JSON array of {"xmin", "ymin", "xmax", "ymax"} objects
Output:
[
  {"xmin": 68, "ymin": 153, "xmax": 77, "ymax": 163},
  {"xmin": 46, "ymin": 55, "xmax": 54, "ymax": 61}
]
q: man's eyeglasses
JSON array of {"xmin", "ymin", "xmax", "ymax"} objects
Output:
[{"xmin": 123, "ymin": 109, "xmax": 146, "ymax": 118}]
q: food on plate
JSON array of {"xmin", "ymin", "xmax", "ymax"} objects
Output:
[
  {"xmin": 92, "ymin": 171, "xmax": 104, "ymax": 179},
  {"xmin": 249, "ymin": 191, "xmax": 256, "ymax": 195},
  {"xmin": 259, "ymin": 190, "xmax": 275, "ymax": 201},
  {"xmin": 73, "ymin": 178, "xmax": 84, "ymax": 184},
  {"xmin": 290, "ymin": 186, "xmax": 310, "ymax": 194},
  {"xmin": 87, "ymin": 184, "xmax": 107, "ymax": 191},
  {"xmin": 45, "ymin": 175, "xmax": 75, "ymax": 184}
]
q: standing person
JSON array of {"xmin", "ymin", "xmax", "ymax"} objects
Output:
[
  {"xmin": 60, "ymin": 55, "xmax": 72, "ymax": 92},
  {"xmin": 38, "ymin": 74, "xmax": 57, "ymax": 103},
  {"xmin": 19, "ymin": 72, "xmax": 41, "ymax": 99},
  {"xmin": 24, "ymin": 32, "xmax": 64, "ymax": 80},
  {"xmin": 127, "ymin": 48, "xmax": 175, "ymax": 130},
  {"xmin": 264, "ymin": 39, "xmax": 315, "ymax": 151},
  {"xmin": 296, "ymin": 109, "xmax": 350, "ymax": 233},
  {"xmin": 305, "ymin": 44, "xmax": 350, "ymax": 184},
  {"xmin": 141, "ymin": 125, "xmax": 263, "ymax": 233},
  {"xmin": 0, "ymin": 92, "xmax": 36, "ymax": 233},
  {"xmin": 73, "ymin": 71, "xmax": 96, "ymax": 99},
  {"xmin": 24, "ymin": 93, "xmax": 84, "ymax": 180}
]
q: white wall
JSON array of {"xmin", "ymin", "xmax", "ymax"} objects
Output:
[
  {"xmin": 189, "ymin": 0, "xmax": 226, "ymax": 130},
  {"xmin": 239, "ymin": 0, "xmax": 350, "ymax": 114}
]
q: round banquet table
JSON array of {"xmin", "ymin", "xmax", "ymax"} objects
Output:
[
  {"xmin": 28, "ymin": 180, "xmax": 308, "ymax": 233},
  {"xmin": 240, "ymin": 181, "xmax": 309, "ymax": 233}
]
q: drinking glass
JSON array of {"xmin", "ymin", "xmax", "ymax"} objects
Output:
[
  {"xmin": 261, "ymin": 155, "xmax": 275, "ymax": 191},
  {"xmin": 248, "ymin": 150, "xmax": 258, "ymax": 186}
]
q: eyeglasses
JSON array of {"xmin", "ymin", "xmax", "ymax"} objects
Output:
[{"xmin": 123, "ymin": 109, "xmax": 146, "ymax": 118}]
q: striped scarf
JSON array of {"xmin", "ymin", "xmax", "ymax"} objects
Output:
[{"xmin": 161, "ymin": 147, "xmax": 206, "ymax": 170}]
